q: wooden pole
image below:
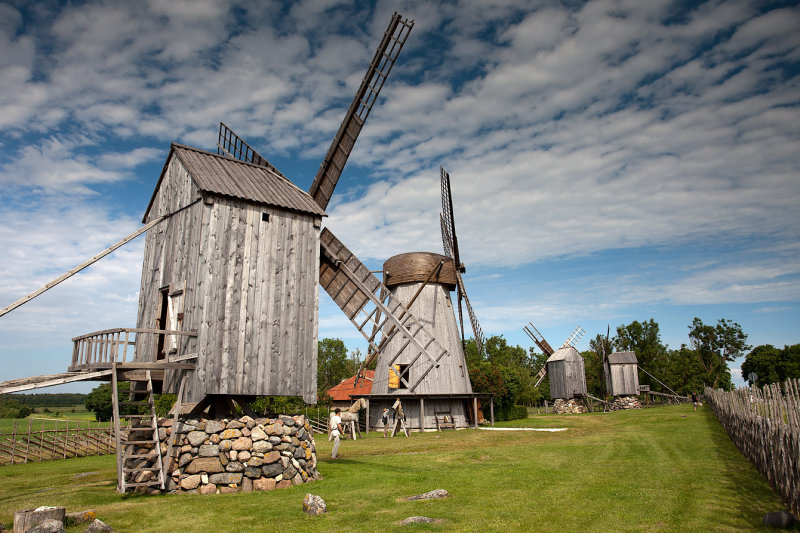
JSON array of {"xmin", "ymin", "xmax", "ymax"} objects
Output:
[
  {"xmin": 419, "ymin": 398, "xmax": 424, "ymax": 431},
  {"xmin": 490, "ymin": 397, "xmax": 495, "ymax": 427},
  {"xmin": 472, "ymin": 397, "xmax": 478, "ymax": 429},
  {"xmin": 24, "ymin": 418, "xmax": 32, "ymax": 464},
  {"xmin": 11, "ymin": 421, "xmax": 17, "ymax": 465},
  {"xmin": 0, "ymin": 199, "xmax": 200, "ymax": 318}
]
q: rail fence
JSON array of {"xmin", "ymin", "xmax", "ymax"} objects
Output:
[
  {"xmin": 705, "ymin": 379, "xmax": 800, "ymax": 518},
  {"xmin": 0, "ymin": 419, "xmax": 123, "ymax": 466}
]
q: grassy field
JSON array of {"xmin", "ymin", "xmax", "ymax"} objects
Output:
[
  {"xmin": 0, "ymin": 407, "xmax": 106, "ymax": 434},
  {"xmin": 0, "ymin": 404, "xmax": 792, "ymax": 532}
]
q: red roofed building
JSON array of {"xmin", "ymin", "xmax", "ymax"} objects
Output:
[{"xmin": 326, "ymin": 371, "xmax": 375, "ymax": 409}]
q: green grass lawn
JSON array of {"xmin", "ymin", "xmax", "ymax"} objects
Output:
[{"xmin": 0, "ymin": 404, "xmax": 791, "ymax": 532}]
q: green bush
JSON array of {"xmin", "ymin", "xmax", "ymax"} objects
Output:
[{"xmin": 493, "ymin": 404, "xmax": 528, "ymax": 422}]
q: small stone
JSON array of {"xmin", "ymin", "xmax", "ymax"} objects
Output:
[
  {"xmin": 201, "ymin": 473, "xmax": 209, "ymax": 484},
  {"xmin": 284, "ymin": 465, "xmax": 298, "ymax": 479},
  {"xmin": 248, "ymin": 456, "xmax": 264, "ymax": 467},
  {"xmin": 227, "ymin": 420, "xmax": 245, "ymax": 430},
  {"xmin": 219, "ymin": 440, "xmax": 233, "ymax": 452},
  {"xmin": 65, "ymin": 509, "xmax": 97, "ymax": 526},
  {"xmin": 180, "ymin": 444, "xmax": 192, "ymax": 453},
  {"xmin": 280, "ymin": 456, "xmax": 290, "ymax": 468},
  {"xmin": 218, "ymin": 485, "xmax": 240, "ymax": 494},
  {"xmin": 400, "ymin": 517, "xmax": 440, "ymax": 526},
  {"xmin": 181, "ymin": 474, "xmax": 202, "ymax": 490},
  {"xmin": 241, "ymin": 427, "xmax": 251, "ymax": 437},
  {"xmin": 292, "ymin": 474, "xmax": 303, "ymax": 486},
  {"xmin": 268, "ymin": 435, "xmax": 282, "ymax": 444},
  {"xmin": 25, "ymin": 519, "xmax": 65, "ymax": 533},
  {"xmin": 262, "ymin": 463, "xmax": 283, "ymax": 477},
  {"xmin": 219, "ymin": 453, "xmax": 229, "ymax": 467},
  {"xmin": 764, "ymin": 511, "xmax": 795, "ymax": 529},
  {"xmin": 230, "ymin": 450, "xmax": 238, "ymax": 461},
  {"xmin": 264, "ymin": 451, "xmax": 281, "ymax": 463},
  {"xmin": 238, "ymin": 450, "xmax": 251, "ymax": 462},
  {"xmin": 252, "ymin": 440, "xmax": 272, "ymax": 453},
  {"xmin": 265, "ymin": 424, "xmax": 281, "ymax": 436},
  {"xmin": 175, "ymin": 421, "xmax": 196, "ymax": 433},
  {"xmin": 209, "ymin": 472, "xmax": 243, "ymax": 485},
  {"xmin": 226, "ymin": 461, "xmax": 245, "ymax": 473},
  {"xmin": 158, "ymin": 427, "xmax": 169, "ymax": 441},
  {"xmin": 178, "ymin": 453, "xmax": 193, "ymax": 467},
  {"xmin": 277, "ymin": 479, "xmax": 292, "ymax": 489},
  {"xmin": 205, "ymin": 420, "xmax": 225, "ymax": 434},
  {"xmin": 303, "ymin": 493, "xmax": 327, "ymax": 515},
  {"xmin": 199, "ymin": 483, "xmax": 217, "ymax": 495},
  {"xmin": 245, "ymin": 466, "xmax": 262, "ymax": 478},
  {"xmin": 407, "ymin": 489, "xmax": 449, "ymax": 501},
  {"xmin": 242, "ymin": 477, "xmax": 253, "ymax": 493},
  {"xmin": 210, "ymin": 434, "xmax": 221, "ymax": 444},
  {"xmin": 158, "ymin": 418, "xmax": 173, "ymax": 427},
  {"xmin": 280, "ymin": 415, "xmax": 295, "ymax": 426},
  {"xmin": 251, "ymin": 426, "xmax": 267, "ymax": 441},
  {"xmin": 199, "ymin": 444, "xmax": 220, "ymax": 457},
  {"xmin": 185, "ymin": 457, "xmax": 224, "ymax": 474},
  {"xmin": 187, "ymin": 431, "xmax": 208, "ymax": 447},
  {"xmin": 220, "ymin": 429, "xmax": 242, "ymax": 440},
  {"xmin": 254, "ymin": 477, "xmax": 277, "ymax": 491}
]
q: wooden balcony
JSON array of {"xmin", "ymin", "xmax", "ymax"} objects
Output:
[{"xmin": 69, "ymin": 328, "xmax": 198, "ymax": 372}]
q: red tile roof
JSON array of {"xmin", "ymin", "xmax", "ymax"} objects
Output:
[{"xmin": 327, "ymin": 371, "xmax": 374, "ymax": 401}]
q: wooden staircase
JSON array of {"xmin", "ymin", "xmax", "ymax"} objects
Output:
[{"xmin": 111, "ymin": 367, "xmax": 165, "ymax": 493}]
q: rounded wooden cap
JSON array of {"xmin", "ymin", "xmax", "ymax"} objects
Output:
[{"xmin": 383, "ymin": 252, "xmax": 457, "ymax": 289}]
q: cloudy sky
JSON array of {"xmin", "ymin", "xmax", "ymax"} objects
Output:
[{"xmin": 1, "ymin": 0, "xmax": 798, "ymax": 393}]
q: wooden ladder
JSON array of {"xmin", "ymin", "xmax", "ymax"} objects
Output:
[{"xmin": 111, "ymin": 366, "xmax": 165, "ymax": 493}]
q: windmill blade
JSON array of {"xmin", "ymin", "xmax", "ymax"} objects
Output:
[
  {"xmin": 534, "ymin": 365, "xmax": 548, "ymax": 388},
  {"xmin": 455, "ymin": 271, "xmax": 484, "ymax": 355},
  {"xmin": 439, "ymin": 214, "xmax": 453, "ymax": 260},
  {"xmin": 523, "ymin": 323, "xmax": 555, "ymax": 356},
  {"xmin": 217, "ymin": 122, "xmax": 289, "ymax": 179},
  {"xmin": 318, "ymin": 228, "xmax": 455, "ymax": 393},
  {"xmin": 562, "ymin": 325, "xmax": 585, "ymax": 348},
  {"xmin": 440, "ymin": 167, "xmax": 460, "ymax": 267},
  {"xmin": 308, "ymin": 13, "xmax": 414, "ymax": 210}
]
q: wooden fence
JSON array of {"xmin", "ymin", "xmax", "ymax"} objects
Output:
[
  {"xmin": 0, "ymin": 419, "xmax": 120, "ymax": 466},
  {"xmin": 705, "ymin": 380, "xmax": 800, "ymax": 518}
]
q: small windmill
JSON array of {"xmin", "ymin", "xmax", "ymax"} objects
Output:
[
  {"xmin": 349, "ymin": 167, "xmax": 487, "ymax": 430},
  {"xmin": 524, "ymin": 323, "xmax": 587, "ymax": 399}
]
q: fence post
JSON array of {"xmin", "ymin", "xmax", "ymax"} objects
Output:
[
  {"xmin": 11, "ymin": 421, "xmax": 18, "ymax": 465},
  {"xmin": 24, "ymin": 419, "xmax": 32, "ymax": 464}
]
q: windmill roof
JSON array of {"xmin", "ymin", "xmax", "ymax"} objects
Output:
[
  {"xmin": 608, "ymin": 351, "xmax": 638, "ymax": 364},
  {"xmin": 143, "ymin": 143, "xmax": 326, "ymax": 222},
  {"xmin": 546, "ymin": 345, "xmax": 582, "ymax": 363},
  {"xmin": 327, "ymin": 371, "xmax": 375, "ymax": 402}
]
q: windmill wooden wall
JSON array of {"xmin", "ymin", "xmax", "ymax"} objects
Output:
[
  {"xmin": 606, "ymin": 351, "xmax": 640, "ymax": 396},
  {"xmin": 137, "ymin": 144, "xmax": 324, "ymax": 404},
  {"xmin": 547, "ymin": 346, "xmax": 587, "ymax": 399},
  {"xmin": 370, "ymin": 283, "xmax": 472, "ymax": 397}
]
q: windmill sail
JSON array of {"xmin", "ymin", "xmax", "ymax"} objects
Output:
[
  {"xmin": 319, "ymin": 228, "xmax": 453, "ymax": 393},
  {"xmin": 308, "ymin": 12, "xmax": 414, "ymax": 209}
]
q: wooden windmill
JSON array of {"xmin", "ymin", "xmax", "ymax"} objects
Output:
[
  {"xmin": 351, "ymin": 167, "xmax": 488, "ymax": 431},
  {"xmin": 524, "ymin": 323, "xmax": 587, "ymax": 400}
]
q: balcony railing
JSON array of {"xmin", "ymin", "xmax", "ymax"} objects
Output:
[{"xmin": 69, "ymin": 328, "xmax": 198, "ymax": 371}]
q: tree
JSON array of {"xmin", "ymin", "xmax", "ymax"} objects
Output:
[
  {"xmin": 316, "ymin": 338, "xmax": 357, "ymax": 401},
  {"xmin": 688, "ymin": 318, "xmax": 749, "ymax": 389},
  {"xmin": 742, "ymin": 344, "xmax": 800, "ymax": 386}
]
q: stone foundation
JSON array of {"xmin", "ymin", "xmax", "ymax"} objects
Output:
[
  {"xmin": 609, "ymin": 396, "xmax": 642, "ymax": 410},
  {"xmin": 125, "ymin": 414, "xmax": 318, "ymax": 493},
  {"xmin": 553, "ymin": 399, "xmax": 587, "ymax": 414}
]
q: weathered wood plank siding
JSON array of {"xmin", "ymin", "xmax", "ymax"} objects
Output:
[
  {"xmin": 609, "ymin": 364, "xmax": 639, "ymax": 396},
  {"xmin": 372, "ymin": 283, "xmax": 472, "ymax": 396},
  {"xmin": 197, "ymin": 197, "xmax": 319, "ymax": 403},
  {"xmin": 136, "ymin": 154, "xmax": 201, "ymax": 397}
]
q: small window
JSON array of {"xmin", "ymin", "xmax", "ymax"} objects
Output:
[
  {"xmin": 389, "ymin": 364, "xmax": 410, "ymax": 390},
  {"xmin": 262, "ymin": 212, "xmax": 270, "ymax": 222}
]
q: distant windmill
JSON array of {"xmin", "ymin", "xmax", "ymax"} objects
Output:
[{"xmin": 524, "ymin": 323, "xmax": 587, "ymax": 400}]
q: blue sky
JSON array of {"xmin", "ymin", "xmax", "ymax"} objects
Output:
[{"xmin": 1, "ymin": 0, "xmax": 798, "ymax": 393}]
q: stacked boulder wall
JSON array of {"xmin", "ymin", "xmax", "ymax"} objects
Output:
[
  {"xmin": 609, "ymin": 396, "xmax": 642, "ymax": 410},
  {"xmin": 553, "ymin": 399, "xmax": 587, "ymax": 414},
  {"xmin": 128, "ymin": 414, "xmax": 318, "ymax": 493}
]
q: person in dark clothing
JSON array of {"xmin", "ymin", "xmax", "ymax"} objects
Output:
[{"xmin": 691, "ymin": 391, "xmax": 699, "ymax": 412}]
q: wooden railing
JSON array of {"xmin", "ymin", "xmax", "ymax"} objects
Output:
[
  {"xmin": 0, "ymin": 419, "xmax": 121, "ymax": 465},
  {"xmin": 69, "ymin": 328, "xmax": 198, "ymax": 370}
]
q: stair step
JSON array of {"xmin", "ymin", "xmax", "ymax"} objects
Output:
[
  {"xmin": 125, "ymin": 454, "xmax": 157, "ymax": 459},
  {"xmin": 124, "ymin": 481, "xmax": 164, "ymax": 488},
  {"xmin": 123, "ymin": 467, "xmax": 162, "ymax": 473},
  {"xmin": 124, "ymin": 414, "xmax": 154, "ymax": 419},
  {"xmin": 123, "ymin": 440, "xmax": 158, "ymax": 446}
]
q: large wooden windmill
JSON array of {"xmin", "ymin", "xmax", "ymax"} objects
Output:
[
  {"xmin": 351, "ymin": 167, "xmax": 490, "ymax": 431},
  {"xmin": 524, "ymin": 323, "xmax": 587, "ymax": 400}
]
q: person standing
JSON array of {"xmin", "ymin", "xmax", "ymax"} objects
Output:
[
  {"xmin": 691, "ymin": 391, "xmax": 699, "ymax": 412},
  {"xmin": 330, "ymin": 408, "xmax": 344, "ymax": 459},
  {"xmin": 381, "ymin": 407, "xmax": 390, "ymax": 438}
]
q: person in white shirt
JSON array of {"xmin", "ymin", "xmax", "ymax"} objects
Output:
[{"xmin": 329, "ymin": 408, "xmax": 344, "ymax": 459}]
